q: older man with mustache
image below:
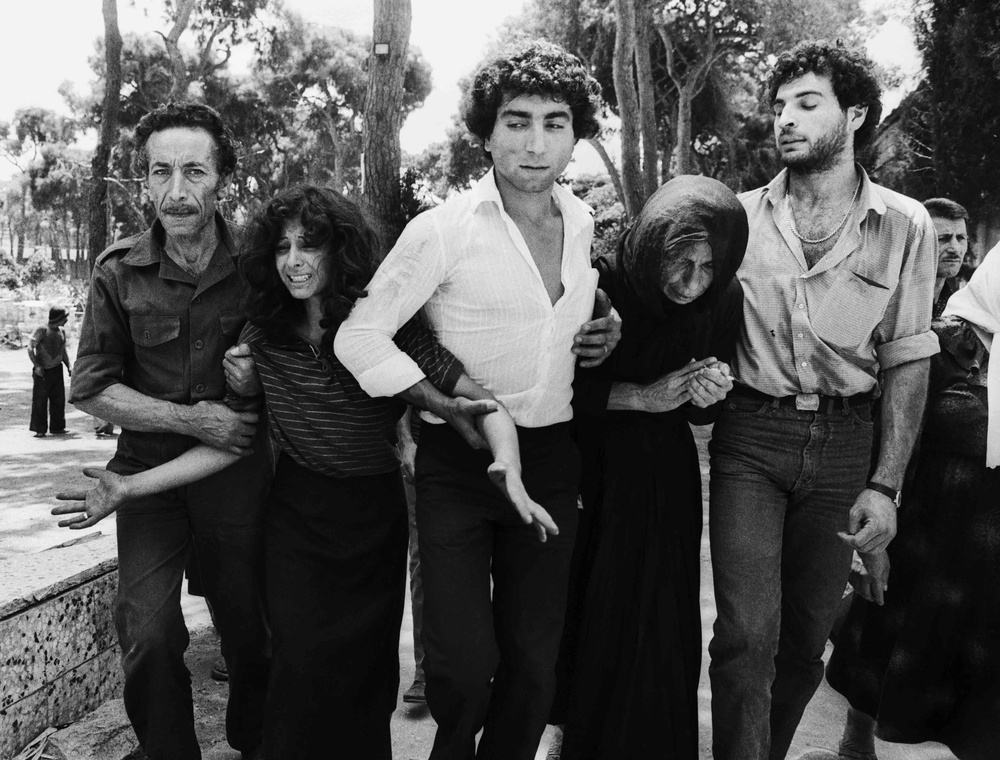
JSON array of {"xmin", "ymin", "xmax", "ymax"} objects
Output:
[
  {"xmin": 923, "ymin": 197, "xmax": 971, "ymax": 318},
  {"xmin": 70, "ymin": 102, "xmax": 270, "ymax": 760}
]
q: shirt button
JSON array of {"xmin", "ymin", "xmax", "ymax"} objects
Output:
[
  {"xmin": 797, "ymin": 303, "xmax": 805, "ymax": 309},
  {"xmin": 801, "ymin": 361, "xmax": 808, "ymax": 367},
  {"xmin": 195, "ymin": 383, "xmax": 205, "ymax": 393},
  {"xmin": 194, "ymin": 340, "xmax": 204, "ymax": 349},
  {"xmin": 798, "ymin": 333, "xmax": 804, "ymax": 338},
  {"xmin": 193, "ymin": 296, "xmax": 201, "ymax": 304}
]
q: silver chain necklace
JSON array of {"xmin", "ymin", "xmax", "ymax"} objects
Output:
[{"xmin": 788, "ymin": 175, "xmax": 863, "ymax": 245}]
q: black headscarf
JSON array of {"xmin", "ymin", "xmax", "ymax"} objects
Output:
[{"xmin": 618, "ymin": 174, "xmax": 748, "ymax": 319}]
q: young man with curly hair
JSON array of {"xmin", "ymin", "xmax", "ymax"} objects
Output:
[
  {"xmin": 706, "ymin": 41, "xmax": 939, "ymax": 760},
  {"xmin": 336, "ymin": 40, "xmax": 619, "ymax": 760}
]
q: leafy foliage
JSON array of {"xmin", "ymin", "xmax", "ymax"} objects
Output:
[{"xmin": 910, "ymin": 0, "xmax": 1000, "ymax": 216}]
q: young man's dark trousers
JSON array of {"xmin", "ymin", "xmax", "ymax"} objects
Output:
[
  {"xmin": 29, "ymin": 366, "xmax": 65, "ymax": 434},
  {"xmin": 415, "ymin": 422, "xmax": 580, "ymax": 760}
]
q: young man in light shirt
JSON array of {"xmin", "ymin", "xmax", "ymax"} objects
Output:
[
  {"xmin": 335, "ymin": 40, "xmax": 618, "ymax": 760},
  {"xmin": 706, "ymin": 41, "xmax": 939, "ymax": 760}
]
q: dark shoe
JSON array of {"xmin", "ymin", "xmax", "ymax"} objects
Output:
[
  {"xmin": 402, "ymin": 679, "xmax": 425, "ymax": 704},
  {"xmin": 241, "ymin": 746, "xmax": 264, "ymax": 760},
  {"xmin": 33, "ymin": 432, "xmax": 46, "ymax": 438},
  {"xmin": 50, "ymin": 429, "xmax": 67, "ymax": 435},
  {"xmin": 210, "ymin": 657, "xmax": 229, "ymax": 682}
]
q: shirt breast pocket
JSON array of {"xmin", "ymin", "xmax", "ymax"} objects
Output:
[
  {"xmin": 130, "ymin": 315, "xmax": 184, "ymax": 395},
  {"xmin": 811, "ymin": 269, "xmax": 892, "ymax": 351},
  {"xmin": 219, "ymin": 311, "xmax": 244, "ymax": 348}
]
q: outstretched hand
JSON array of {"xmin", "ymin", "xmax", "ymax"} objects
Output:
[
  {"xmin": 52, "ymin": 467, "xmax": 130, "ymax": 529},
  {"xmin": 487, "ymin": 462, "xmax": 559, "ymax": 543}
]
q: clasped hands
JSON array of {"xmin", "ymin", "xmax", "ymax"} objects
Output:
[{"xmin": 639, "ymin": 357, "xmax": 734, "ymax": 413}]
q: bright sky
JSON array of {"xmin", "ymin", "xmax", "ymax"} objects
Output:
[
  {"xmin": 0, "ymin": 0, "xmax": 919, "ymax": 181},
  {"xmin": 0, "ymin": 0, "xmax": 527, "ymax": 179}
]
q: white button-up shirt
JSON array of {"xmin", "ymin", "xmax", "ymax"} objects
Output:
[{"xmin": 335, "ymin": 169, "xmax": 598, "ymax": 428}]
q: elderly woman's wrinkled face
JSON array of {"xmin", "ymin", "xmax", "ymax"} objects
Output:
[{"xmin": 660, "ymin": 240, "xmax": 714, "ymax": 304}]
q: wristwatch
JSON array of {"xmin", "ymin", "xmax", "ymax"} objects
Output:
[{"xmin": 866, "ymin": 480, "xmax": 900, "ymax": 506}]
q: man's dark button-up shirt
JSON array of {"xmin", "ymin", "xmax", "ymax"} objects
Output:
[{"xmin": 71, "ymin": 215, "xmax": 248, "ymax": 470}]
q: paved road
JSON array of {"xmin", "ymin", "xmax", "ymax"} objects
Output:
[{"xmin": 0, "ymin": 345, "xmax": 954, "ymax": 759}]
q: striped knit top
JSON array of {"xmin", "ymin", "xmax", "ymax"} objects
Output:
[{"xmin": 240, "ymin": 317, "xmax": 463, "ymax": 478}]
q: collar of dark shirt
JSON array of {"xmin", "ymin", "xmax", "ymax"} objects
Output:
[
  {"xmin": 122, "ymin": 212, "xmax": 239, "ymax": 268},
  {"xmin": 121, "ymin": 213, "xmax": 240, "ymax": 288}
]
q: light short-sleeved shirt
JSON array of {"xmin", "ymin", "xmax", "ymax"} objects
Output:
[
  {"xmin": 733, "ymin": 167, "xmax": 940, "ymax": 397},
  {"xmin": 335, "ymin": 169, "xmax": 598, "ymax": 428}
]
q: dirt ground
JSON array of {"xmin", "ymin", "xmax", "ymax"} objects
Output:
[{"xmin": 0, "ymin": 342, "xmax": 957, "ymax": 759}]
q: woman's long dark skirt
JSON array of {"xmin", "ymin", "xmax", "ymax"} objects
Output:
[{"xmin": 263, "ymin": 454, "xmax": 408, "ymax": 759}]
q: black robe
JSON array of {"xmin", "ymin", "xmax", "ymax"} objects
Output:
[{"xmin": 554, "ymin": 175, "xmax": 748, "ymax": 760}]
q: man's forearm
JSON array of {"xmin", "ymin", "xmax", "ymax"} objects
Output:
[
  {"xmin": 74, "ymin": 384, "xmax": 199, "ymax": 437},
  {"xmin": 873, "ymin": 357, "xmax": 930, "ymax": 489}
]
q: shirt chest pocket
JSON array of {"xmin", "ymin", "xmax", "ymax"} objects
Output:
[
  {"xmin": 219, "ymin": 311, "xmax": 244, "ymax": 348},
  {"xmin": 811, "ymin": 269, "xmax": 893, "ymax": 352},
  {"xmin": 130, "ymin": 315, "xmax": 184, "ymax": 395}
]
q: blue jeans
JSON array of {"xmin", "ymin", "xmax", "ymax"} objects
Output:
[{"xmin": 708, "ymin": 396, "xmax": 874, "ymax": 760}]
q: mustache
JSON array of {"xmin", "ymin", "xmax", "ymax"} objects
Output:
[{"xmin": 161, "ymin": 204, "xmax": 197, "ymax": 214}]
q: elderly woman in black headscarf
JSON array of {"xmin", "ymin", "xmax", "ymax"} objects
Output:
[{"xmin": 549, "ymin": 175, "xmax": 748, "ymax": 760}]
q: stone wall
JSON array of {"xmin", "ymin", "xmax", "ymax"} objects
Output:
[{"xmin": 0, "ymin": 533, "xmax": 122, "ymax": 759}]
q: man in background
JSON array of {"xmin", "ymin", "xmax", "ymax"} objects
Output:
[
  {"xmin": 28, "ymin": 305, "xmax": 71, "ymax": 437},
  {"xmin": 923, "ymin": 197, "xmax": 970, "ymax": 317}
]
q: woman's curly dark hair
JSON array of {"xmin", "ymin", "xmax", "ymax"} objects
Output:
[
  {"xmin": 463, "ymin": 39, "xmax": 603, "ymax": 145},
  {"xmin": 766, "ymin": 40, "xmax": 883, "ymax": 152},
  {"xmin": 240, "ymin": 185, "xmax": 378, "ymax": 351}
]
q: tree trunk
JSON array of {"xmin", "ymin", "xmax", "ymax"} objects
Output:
[
  {"xmin": 612, "ymin": 0, "xmax": 645, "ymax": 219},
  {"xmin": 88, "ymin": 0, "xmax": 122, "ymax": 270},
  {"xmin": 673, "ymin": 84, "xmax": 696, "ymax": 175},
  {"xmin": 635, "ymin": 2, "xmax": 659, "ymax": 199},
  {"xmin": 165, "ymin": 0, "xmax": 196, "ymax": 100},
  {"xmin": 586, "ymin": 138, "xmax": 628, "ymax": 214},
  {"xmin": 362, "ymin": 0, "xmax": 412, "ymax": 257}
]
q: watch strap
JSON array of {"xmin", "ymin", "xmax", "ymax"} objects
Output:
[{"xmin": 866, "ymin": 480, "xmax": 899, "ymax": 502}]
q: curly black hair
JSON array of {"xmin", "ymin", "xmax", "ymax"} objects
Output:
[
  {"xmin": 132, "ymin": 102, "xmax": 239, "ymax": 178},
  {"xmin": 767, "ymin": 41, "xmax": 883, "ymax": 152},
  {"xmin": 240, "ymin": 185, "xmax": 378, "ymax": 352},
  {"xmin": 463, "ymin": 39, "xmax": 602, "ymax": 145}
]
